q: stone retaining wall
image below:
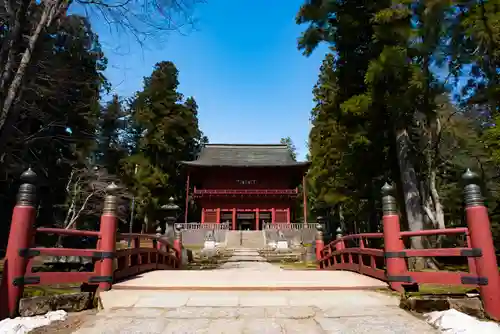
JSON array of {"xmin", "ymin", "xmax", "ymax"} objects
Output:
[
  {"xmin": 182, "ymin": 229, "xmax": 227, "ymax": 246},
  {"xmin": 264, "ymin": 228, "xmax": 316, "ymax": 245}
]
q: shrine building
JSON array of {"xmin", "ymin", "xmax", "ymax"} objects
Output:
[{"xmin": 180, "ymin": 144, "xmax": 310, "ymax": 230}]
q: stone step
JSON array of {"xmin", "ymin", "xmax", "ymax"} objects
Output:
[
  {"xmin": 225, "ymin": 256, "xmax": 267, "ymax": 262},
  {"xmin": 225, "ymin": 231, "xmax": 266, "ymax": 248}
]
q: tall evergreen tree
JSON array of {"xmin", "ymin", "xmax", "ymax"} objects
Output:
[
  {"xmin": 0, "ymin": 14, "xmax": 108, "ymax": 247},
  {"xmin": 280, "ymin": 137, "xmax": 297, "ymax": 161},
  {"xmin": 298, "ymin": 0, "xmax": 500, "ymax": 264},
  {"xmin": 297, "ymin": 0, "xmax": 392, "ymax": 234},
  {"xmin": 123, "ymin": 61, "xmax": 207, "ymax": 232},
  {"xmin": 96, "ymin": 94, "xmax": 127, "ymax": 174}
]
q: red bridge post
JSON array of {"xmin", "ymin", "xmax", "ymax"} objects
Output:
[
  {"xmin": 0, "ymin": 168, "xmax": 37, "ymax": 319},
  {"xmin": 155, "ymin": 226, "xmax": 162, "ymax": 251},
  {"xmin": 381, "ymin": 182, "xmax": 407, "ymax": 292},
  {"xmin": 335, "ymin": 227, "xmax": 344, "ymax": 251},
  {"xmin": 315, "ymin": 224, "xmax": 324, "ymax": 263},
  {"xmin": 98, "ymin": 182, "xmax": 119, "ymax": 291},
  {"xmin": 174, "ymin": 224, "xmax": 183, "ymax": 265},
  {"xmin": 462, "ymin": 169, "xmax": 500, "ymax": 320}
]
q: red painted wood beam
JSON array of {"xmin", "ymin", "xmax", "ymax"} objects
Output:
[
  {"xmin": 302, "ymin": 175, "xmax": 308, "ymax": 227},
  {"xmin": 184, "ymin": 172, "xmax": 190, "ymax": 224}
]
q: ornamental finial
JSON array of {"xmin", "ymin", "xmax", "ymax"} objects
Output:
[{"xmin": 17, "ymin": 168, "xmax": 37, "ymax": 206}]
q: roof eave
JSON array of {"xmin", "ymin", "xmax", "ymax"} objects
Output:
[{"xmin": 179, "ymin": 161, "xmax": 310, "ymax": 168}]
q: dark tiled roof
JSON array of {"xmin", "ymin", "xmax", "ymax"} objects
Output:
[{"xmin": 180, "ymin": 144, "xmax": 309, "ymax": 167}]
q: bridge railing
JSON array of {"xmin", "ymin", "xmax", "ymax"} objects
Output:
[
  {"xmin": 318, "ymin": 228, "xmax": 477, "ymax": 284},
  {"xmin": 318, "ymin": 231, "xmax": 386, "ymax": 281},
  {"xmin": 22, "ymin": 227, "xmax": 106, "ymax": 286},
  {"xmin": 315, "ymin": 169, "xmax": 500, "ymax": 320},
  {"xmin": 0, "ymin": 169, "xmax": 185, "ymax": 320},
  {"xmin": 114, "ymin": 232, "xmax": 180, "ymax": 282}
]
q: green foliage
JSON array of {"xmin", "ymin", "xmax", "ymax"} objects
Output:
[
  {"xmin": 122, "ymin": 61, "xmax": 206, "ymax": 227},
  {"xmin": 298, "ymin": 0, "xmax": 392, "ymax": 233},
  {"xmin": 280, "ymin": 137, "xmax": 297, "ymax": 161},
  {"xmin": 0, "ymin": 0, "xmax": 207, "ymax": 248},
  {"xmin": 96, "ymin": 94, "xmax": 128, "ymax": 175},
  {"xmin": 297, "ymin": 0, "xmax": 500, "ymax": 243}
]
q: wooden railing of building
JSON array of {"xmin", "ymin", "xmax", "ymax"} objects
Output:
[
  {"xmin": 193, "ymin": 188, "xmax": 299, "ymax": 196},
  {"xmin": 263, "ymin": 223, "xmax": 316, "ymax": 230},
  {"xmin": 314, "ymin": 169, "xmax": 500, "ymax": 320},
  {"xmin": 0, "ymin": 169, "xmax": 186, "ymax": 320},
  {"xmin": 179, "ymin": 222, "xmax": 316, "ymax": 230}
]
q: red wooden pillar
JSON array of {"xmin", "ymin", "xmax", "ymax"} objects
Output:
[
  {"xmin": 302, "ymin": 175, "xmax": 308, "ymax": 227},
  {"xmin": 184, "ymin": 172, "xmax": 190, "ymax": 224},
  {"xmin": 155, "ymin": 227, "xmax": 162, "ymax": 251},
  {"xmin": 255, "ymin": 208, "xmax": 260, "ymax": 230},
  {"xmin": 0, "ymin": 169, "xmax": 37, "ymax": 319},
  {"xmin": 98, "ymin": 183, "xmax": 119, "ymax": 291},
  {"xmin": 381, "ymin": 183, "xmax": 407, "ymax": 292},
  {"xmin": 216, "ymin": 208, "xmax": 221, "ymax": 224},
  {"xmin": 463, "ymin": 169, "xmax": 500, "ymax": 320},
  {"xmin": 173, "ymin": 224, "xmax": 183, "ymax": 267},
  {"xmin": 232, "ymin": 208, "xmax": 236, "ymax": 230},
  {"xmin": 271, "ymin": 208, "xmax": 276, "ymax": 224},
  {"xmin": 286, "ymin": 208, "xmax": 290, "ymax": 224},
  {"xmin": 315, "ymin": 224, "xmax": 325, "ymax": 266},
  {"xmin": 201, "ymin": 208, "xmax": 206, "ymax": 224},
  {"xmin": 335, "ymin": 228, "xmax": 345, "ymax": 251}
]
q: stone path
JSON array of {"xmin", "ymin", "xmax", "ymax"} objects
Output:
[
  {"xmin": 67, "ymin": 249, "xmax": 437, "ymax": 333},
  {"xmin": 76, "ymin": 290, "xmax": 437, "ymax": 333},
  {"xmin": 222, "ymin": 248, "xmax": 267, "ymax": 263}
]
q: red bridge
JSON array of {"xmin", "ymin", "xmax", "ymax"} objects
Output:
[{"xmin": 1, "ymin": 168, "xmax": 500, "ymax": 324}]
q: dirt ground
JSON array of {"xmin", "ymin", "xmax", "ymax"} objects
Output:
[{"xmin": 29, "ymin": 309, "xmax": 97, "ymax": 334}]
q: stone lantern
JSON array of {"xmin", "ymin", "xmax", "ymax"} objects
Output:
[
  {"xmin": 161, "ymin": 196, "xmax": 180, "ymax": 234},
  {"xmin": 316, "ymin": 216, "xmax": 326, "ymax": 232}
]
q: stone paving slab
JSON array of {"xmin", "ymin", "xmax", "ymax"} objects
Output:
[
  {"xmin": 73, "ymin": 249, "xmax": 436, "ymax": 333},
  {"xmin": 75, "ymin": 291, "xmax": 437, "ymax": 333},
  {"xmin": 100, "ymin": 290, "xmax": 399, "ymax": 309}
]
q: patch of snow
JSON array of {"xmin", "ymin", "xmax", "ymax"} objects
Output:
[
  {"xmin": 0, "ymin": 310, "xmax": 67, "ymax": 334},
  {"xmin": 276, "ymin": 240, "xmax": 289, "ymax": 250},
  {"xmin": 267, "ymin": 241, "xmax": 277, "ymax": 250},
  {"xmin": 425, "ymin": 309, "xmax": 500, "ymax": 334}
]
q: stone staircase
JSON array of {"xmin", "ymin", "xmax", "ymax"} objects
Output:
[
  {"xmin": 225, "ymin": 231, "xmax": 265, "ymax": 249},
  {"xmin": 222, "ymin": 248, "xmax": 267, "ymax": 263}
]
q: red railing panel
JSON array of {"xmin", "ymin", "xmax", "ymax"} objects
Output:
[
  {"xmin": 25, "ymin": 272, "xmax": 95, "ymax": 286},
  {"xmin": 36, "ymin": 227, "xmax": 101, "ymax": 237},
  {"xmin": 318, "ymin": 226, "xmax": 482, "ymax": 293},
  {"xmin": 409, "ymin": 271, "xmax": 477, "ymax": 286}
]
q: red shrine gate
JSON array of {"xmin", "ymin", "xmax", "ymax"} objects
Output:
[{"xmin": 180, "ymin": 144, "xmax": 310, "ymax": 230}]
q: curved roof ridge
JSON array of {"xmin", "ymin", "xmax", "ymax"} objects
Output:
[
  {"xmin": 180, "ymin": 142, "xmax": 309, "ymax": 167},
  {"xmin": 205, "ymin": 143, "xmax": 288, "ymax": 147}
]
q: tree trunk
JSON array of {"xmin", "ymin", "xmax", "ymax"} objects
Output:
[
  {"xmin": 0, "ymin": 0, "xmax": 68, "ymax": 134},
  {"xmin": 395, "ymin": 127, "xmax": 426, "ymax": 270},
  {"xmin": 0, "ymin": 0, "xmax": 32, "ymax": 94},
  {"xmin": 143, "ymin": 215, "xmax": 149, "ymax": 234},
  {"xmin": 0, "ymin": 5, "xmax": 49, "ymax": 133},
  {"xmin": 338, "ymin": 204, "xmax": 346, "ymax": 232}
]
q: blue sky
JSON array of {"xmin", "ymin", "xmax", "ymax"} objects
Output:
[{"xmin": 79, "ymin": 0, "xmax": 328, "ymax": 161}]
